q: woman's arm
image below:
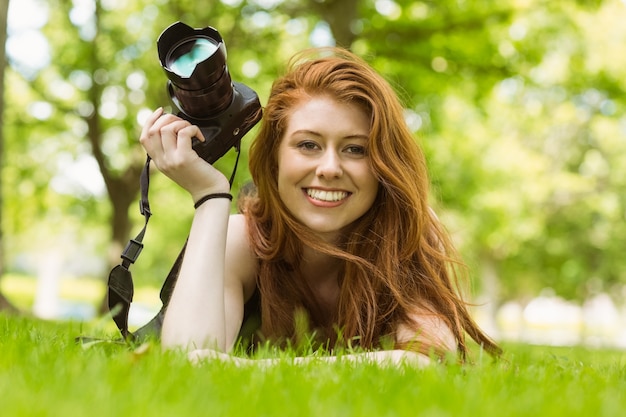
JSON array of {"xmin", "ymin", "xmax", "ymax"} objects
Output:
[
  {"xmin": 188, "ymin": 348, "xmax": 432, "ymax": 367},
  {"xmin": 161, "ymin": 213, "xmax": 256, "ymax": 352},
  {"xmin": 160, "ymin": 199, "xmax": 232, "ymax": 351},
  {"xmin": 138, "ymin": 108, "xmax": 254, "ymax": 352},
  {"xmin": 187, "ymin": 309, "xmax": 454, "ymax": 367},
  {"xmin": 396, "ymin": 310, "xmax": 458, "ymax": 356}
]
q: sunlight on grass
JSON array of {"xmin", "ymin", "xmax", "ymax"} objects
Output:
[{"xmin": 2, "ymin": 315, "xmax": 626, "ymax": 417}]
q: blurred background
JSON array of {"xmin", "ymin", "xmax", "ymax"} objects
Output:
[{"xmin": 1, "ymin": 0, "xmax": 625, "ymax": 348}]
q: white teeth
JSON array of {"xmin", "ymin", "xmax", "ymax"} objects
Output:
[{"xmin": 307, "ymin": 189, "xmax": 348, "ymax": 202}]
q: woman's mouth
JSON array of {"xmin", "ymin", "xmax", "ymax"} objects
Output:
[{"xmin": 305, "ymin": 188, "xmax": 350, "ymax": 202}]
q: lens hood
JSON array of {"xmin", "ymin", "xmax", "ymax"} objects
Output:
[{"xmin": 157, "ymin": 21, "xmax": 233, "ymax": 118}]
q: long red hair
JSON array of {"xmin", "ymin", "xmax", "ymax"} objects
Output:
[{"xmin": 239, "ymin": 48, "xmax": 501, "ymax": 360}]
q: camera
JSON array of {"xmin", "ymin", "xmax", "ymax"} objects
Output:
[{"xmin": 157, "ymin": 21, "xmax": 262, "ymax": 164}]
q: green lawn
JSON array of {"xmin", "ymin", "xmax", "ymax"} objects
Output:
[{"xmin": 1, "ymin": 314, "xmax": 625, "ymax": 417}]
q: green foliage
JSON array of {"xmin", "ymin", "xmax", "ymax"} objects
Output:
[
  {"xmin": 359, "ymin": 0, "xmax": 626, "ymax": 301},
  {"xmin": 2, "ymin": 314, "xmax": 626, "ymax": 416},
  {"xmin": 3, "ymin": 0, "xmax": 626, "ymax": 303}
]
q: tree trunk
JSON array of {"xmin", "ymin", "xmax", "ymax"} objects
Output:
[
  {"xmin": 475, "ymin": 252, "xmax": 501, "ymax": 340},
  {"xmin": 311, "ymin": 0, "xmax": 360, "ymax": 48},
  {"xmin": 0, "ymin": 0, "xmax": 19, "ymax": 313},
  {"xmin": 83, "ymin": 1, "xmax": 144, "ymax": 314},
  {"xmin": 281, "ymin": 0, "xmax": 361, "ymax": 48}
]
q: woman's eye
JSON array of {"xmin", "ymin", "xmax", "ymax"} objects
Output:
[
  {"xmin": 345, "ymin": 145, "xmax": 366, "ymax": 156},
  {"xmin": 297, "ymin": 141, "xmax": 319, "ymax": 151}
]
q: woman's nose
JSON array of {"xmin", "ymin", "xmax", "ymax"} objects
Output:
[{"xmin": 315, "ymin": 149, "xmax": 343, "ymax": 179}]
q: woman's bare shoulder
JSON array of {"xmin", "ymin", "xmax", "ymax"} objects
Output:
[
  {"xmin": 397, "ymin": 308, "xmax": 457, "ymax": 353},
  {"xmin": 225, "ymin": 214, "xmax": 258, "ymax": 299}
]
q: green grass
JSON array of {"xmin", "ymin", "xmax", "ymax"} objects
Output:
[{"xmin": 2, "ymin": 314, "xmax": 625, "ymax": 416}]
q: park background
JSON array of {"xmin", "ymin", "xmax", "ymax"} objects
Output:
[{"xmin": 1, "ymin": 0, "xmax": 626, "ymax": 350}]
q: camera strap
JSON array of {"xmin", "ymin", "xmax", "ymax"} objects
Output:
[
  {"xmin": 106, "ymin": 155, "xmax": 152, "ymax": 340},
  {"xmin": 106, "ymin": 143, "xmax": 241, "ymax": 342}
]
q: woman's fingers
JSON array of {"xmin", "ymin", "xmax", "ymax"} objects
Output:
[
  {"xmin": 159, "ymin": 119, "xmax": 195, "ymax": 156},
  {"xmin": 140, "ymin": 109, "xmax": 206, "ymax": 165},
  {"xmin": 137, "ymin": 108, "xmax": 228, "ymax": 196},
  {"xmin": 139, "ymin": 107, "xmax": 165, "ymax": 155}
]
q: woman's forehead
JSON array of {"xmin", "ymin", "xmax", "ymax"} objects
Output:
[{"xmin": 283, "ymin": 96, "xmax": 371, "ymax": 137}]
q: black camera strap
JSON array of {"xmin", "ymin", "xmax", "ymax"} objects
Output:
[
  {"xmin": 107, "ymin": 144, "xmax": 241, "ymax": 342},
  {"xmin": 106, "ymin": 155, "xmax": 152, "ymax": 340}
]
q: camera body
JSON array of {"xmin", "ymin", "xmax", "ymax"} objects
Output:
[
  {"xmin": 173, "ymin": 81, "xmax": 262, "ymax": 164},
  {"xmin": 157, "ymin": 22, "xmax": 262, "ymax": 164}
]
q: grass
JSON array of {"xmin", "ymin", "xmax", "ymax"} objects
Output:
[{"xmin": 2, "ymin": 313, "xmax": 625, "ymax": 417}]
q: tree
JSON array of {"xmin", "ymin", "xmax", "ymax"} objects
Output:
[
  {"xmin": 284, "ymin": 0, "xmax": 626, "ymax": 301},
  {"xmin": 2, "ymin": 0, "xmax": 625, "ymax": 314},
  {"xmin": 0, "ymin": 0, "xmax": 18, "ymax": 313},
  {"xmin": 4, "ymin": 0, "xmax": 315, "ymax": 310}
]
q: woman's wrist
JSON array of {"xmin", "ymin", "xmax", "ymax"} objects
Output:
[
  {"xmin": 194, "ymin": 193, "xmax": 233, "ymax": 209},
  {"xmin": 190, "ymin": 181, "xmax": 231, "ymax": 206}
]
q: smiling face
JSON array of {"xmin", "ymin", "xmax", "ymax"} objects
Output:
[{"xmin": 277, "ymin": 95, "xmax": 379, "ymax": 241}]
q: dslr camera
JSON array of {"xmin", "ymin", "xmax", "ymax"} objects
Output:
[{"xmin": 157, "ymin": 21, "xmax": 262, "ymax": 164}]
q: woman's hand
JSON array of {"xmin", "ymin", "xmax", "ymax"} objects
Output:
[
  {"xmin": 187, "ymin": 348, "xmax": 432, "ymax": 367},
  {"xmin": 139, "ymin": 107, "xmax": 231, "ymax": 202}
]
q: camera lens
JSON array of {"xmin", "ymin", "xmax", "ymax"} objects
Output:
[
  {"xmin": 167, "ymin": 38, "xmax": 219, "ymax": 78},
  {"xmin": 158, "ymin": 22, "xmax": 234, "ymax": 119}
]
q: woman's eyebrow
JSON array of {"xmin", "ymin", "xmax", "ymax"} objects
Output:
[
  {"xmin": 290, "ymin": 129, "xmax": 369, "ymax": 140},
  {"xmin": 344, "ymin": 134, "xmax": 369, "ymax": 140},
  {"xmin": 290, "ymin": 129, "xmax": 322, "ymax": 137}
]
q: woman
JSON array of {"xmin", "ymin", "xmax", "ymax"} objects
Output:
[{"xmin": 139, "ymin": 47, "xmax": 501, "ymax": 364}]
